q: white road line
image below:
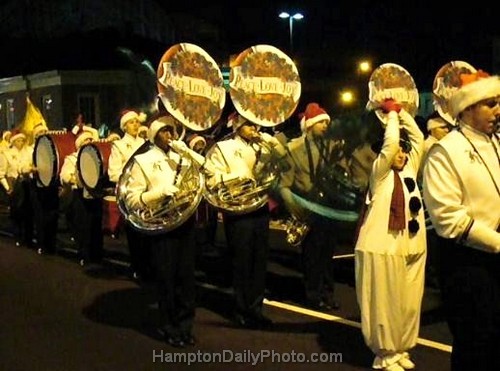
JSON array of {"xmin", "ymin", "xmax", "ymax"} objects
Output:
[{"xmin": 263, "ymin": 299, "xmax": 452, "ymax": 353}]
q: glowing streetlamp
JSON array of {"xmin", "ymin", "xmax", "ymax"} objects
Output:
[
  {"xmin": 340, "ymin": 90, "xmax": 355, "ymax": 105},
  {"xmin": 279, "ymin": 12, "xmax": 304, "ymax": 53},
  {"xmin": 358, "ymin": 60, "xmax": 372, "ymax": 74}
]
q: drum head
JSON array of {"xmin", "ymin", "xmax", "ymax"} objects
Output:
[
  {"xmin": 78, "ymin": 145, "xmax": 102, "ymax": 189},
  {"xmin": 34, "ymin": 135, "xmax": 57, "ymax": 187},
  {"xmin": 77, "ymin": 141, "xmax": 112, "ymax": 191},
  {"xmin": 432, "ymin": 61, "xmax": 476, "ymax": 125},
  {"xmin": 368, "ymin": 63, "xmax": 419, "ymax": 123},
  {"xmin": 229, "ymin": 44, "xmax": 301, "ymax": 127},
  {"xmin": 157, "ymin": 43, "xmax": 226, "ymax": 132}
]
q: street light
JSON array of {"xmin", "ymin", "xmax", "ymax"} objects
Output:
[{"xmin": 279, "ymin": 12, "xmax": 304, "ymax": 53}]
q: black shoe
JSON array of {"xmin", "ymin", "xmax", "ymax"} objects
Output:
[
  {"xmin": 165, "ymin": 335, "xmax": 185, "ymax": 348},
  {"xmin": 306, "ymin": 300, "xmax": 334, "ymax": 312},
  {"xmin": 182, "ymin": 334, "xmax": 196, "ymax": 346},
  {"xmin": 327, "ymin": 300, "xmax": 340, "ymax": 311},
  {"xmin": 252, "ymin": 314, "xmax": 274, "ymax": 329},
  {"xmin": 233, "ymin": 313, "xmax": 254, "ymax": 328}
]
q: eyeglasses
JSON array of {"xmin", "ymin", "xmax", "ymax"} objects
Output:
[
  {"xmin": 482, "ymin": 99, "xmax": 500, "ymax": 109},
  {"xmin": 404, "ymin": 177, "xmax": 421, "ymax": 234}
]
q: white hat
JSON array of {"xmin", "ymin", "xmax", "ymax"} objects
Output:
[
  {"xmin": 9, "ymin": 129, "xmax": 26, "ymax": 144},
  {"xmin": 448, "ymin": 73, "xmax": 500, "ymax": 118},
  {"xmin": 227, "ymin": 112, "xmax": 249, "ymax": 132},
  {"xmin": 75, "ymin": 126, "xmax": 99, "ymax": 149},
  {"xmin": 426, "ymin": 117, "xmax": 448, "ymax": 131},
  {"xmin": 119, "ymin": 110, "xmax": 147, "ymax": 131},
  {"xmin": 300, "ymin": 102, "xmax": 331, "ymax": 129},
  {"xmin": 2, "ymin": 130, "xmax": 11, "ymax": 141},
  {"xmin": 187, "ymin": 134, "xmax": 207, "ymax": 151},
  {"xmin": 148, "ymin": 116, "xmax": 178, "ymax": 142}
]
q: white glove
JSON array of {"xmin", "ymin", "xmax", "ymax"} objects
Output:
[
  {"xmin": 141, "ymin": 184, "xmax": 179, "ymax": 207},
  {"xmin": 466, "ymin": 222, "xmax": 500, "ymax": 253},
  {"xmin": 161, "ymin": 183, "xmax": 179, "ymax": 197},
  {"xmin": 169, "ymin": 140, "xmax": 189, "ymax": 154}
]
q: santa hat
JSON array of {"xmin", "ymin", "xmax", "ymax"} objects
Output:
[
  {"xmin": 119, "ymin": 110, "xmax": 147, "ymax": 131},
  {"xmin": 448, "ymin": 71, "xmax": 500, "ymax": 119},
  {"xmin": 9, "ymin": 129, "xmax": 26, "ymax": 144},
  {"xmin": 148, "ymin": 116, "xmax": 178, "ymax": 142},
  {"xmin": 186, "ymin": 133, "xmax": 207, "ymax": 151},
  {"xmin": 32, "ymin": 123, "xmax": 48, "ymax": 138},
  {"xmin": 300, "ymin": 103, "xmax": 330, "ymax": 129},
  {"xmin": 426, "ymin": 117, "xmax": 448, "ymax": 132},
  {"xmin": 75, "ymin": 126, "xmax": 99, "ymax": 149},
  {"xmin": 227, "ymin": 112, "xmax": 249, "ymax": 132}
]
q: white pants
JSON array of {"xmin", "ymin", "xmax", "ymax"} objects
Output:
[{"xmin": 355, "ymin": 250, "xmax": 426, "ymax": 367}]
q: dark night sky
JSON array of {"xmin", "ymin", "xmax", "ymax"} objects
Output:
[
  {"xmin": 0, "ymin": 0, "xmax": 498, "ymax": 92},
  {"xmin": 160, "ymin": 1, "xmax": 498, "ymax": 88}
]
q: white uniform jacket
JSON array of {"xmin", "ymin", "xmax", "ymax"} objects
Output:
[
  {"xmin": 423, "ymin": 124, "xmax": 500, "ymax": 252},
  {"xmin": 205, "ymin": 134, "xmax": 275, "ymax": 188},
  {"xmin": 0, "ymin": 146, "xmax": 33, "ymax": 192},
  {"xmin": 125, "ymin": 146, "xmax": 191, "ymax": 210},
  {"xmin": 355, "ymin": 110, "xmax": 426, "ymax": 256},
  {"xmin": 107, "ymin": 134, "xmax": 145, "ymax": 183}
]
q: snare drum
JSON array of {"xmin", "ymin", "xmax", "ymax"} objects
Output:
[
  {"xmin": 34, "ymin": 132, "xmax": 76, "ymax": 187},
  {"xmin": 77, "ymin": 141, "xmax": 112, "ymax": 192}
]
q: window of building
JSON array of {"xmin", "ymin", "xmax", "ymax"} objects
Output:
[
  {"xmin": 78, "ymin": 94, "xmax": 99, "ymax": 127},
  {"xmin": 6, "ymin": 99, "xmax": 15, "ymax": 130}
]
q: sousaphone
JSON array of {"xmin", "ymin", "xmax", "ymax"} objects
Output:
[
  {"xmin": 203, "ymin": 44, "xmax": 301, "ymax": 214},
  {"xmin": 432, "ymin": 61, "xmax": 476, "ymax": 125},
  {"xmin": 116, "ymin": 43, "xmax": 226, "ymax": 233}
]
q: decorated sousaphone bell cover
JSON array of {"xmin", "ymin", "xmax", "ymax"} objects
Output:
[
  {"xmin": 368, "ymin": 63, "xmax": 419, "ymax": 123},
  {"xmin": 229, "ymin": 44, "xmax": 301, "ymax": 127},
  {"xmin": 432, "ymin": 60, "xmax": 476, "ymax": 125},
  {"xmin": 156, "ymin": 43, "xmax": 226, "ymax": 132}
]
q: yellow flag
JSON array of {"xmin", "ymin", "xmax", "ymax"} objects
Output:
[{"xmin": 18, "ymin": 96, "xmax": 48, "ymax": 145}]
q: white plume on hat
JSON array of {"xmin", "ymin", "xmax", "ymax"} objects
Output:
[
  {"xmin": 120, "ymin": 110, "xmax": 147, "ymax": 131},
  {"xmin": 148, "ymin": 116, "xmax": 178, "ymax": 142},
  {"xmin": 448, "ymin": 74, "xmax": 500, "ymax": 118}
]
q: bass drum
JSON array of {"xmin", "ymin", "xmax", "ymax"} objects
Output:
[
  {"xmin": 33, "ymin": 131, "xmax": 76, "ymax": 187},
  {"xmin": 77, "ymin": 140, "xmax": 113, "ymax": 194}
]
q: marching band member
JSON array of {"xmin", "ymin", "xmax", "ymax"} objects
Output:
[
  {"xmin": 60, "ymin": 126, "xmax": 103, "ymax": 268},
  {"xmin": 423, "ymin": 72, "xmax": 500, "ymax": 370},
  {"xmin": 355, "ymin": 99, "xmax": 426, "ymax": 371},
  {"xmin": 278, "ymin": 102, "xmax": 343, "ymax": 312},
  {"xmin": 29, "ymin": 123, "xmax": 60, "ymax": 255},
  {"xmin": 204, "ymin": 112, "xmax": 286, "ymax": 329},
  {"xmin": 107, "ymin": 110, "xmax": 149, "ymax": 280},
  {"xmin": 0, "ymin": 129, "xmax": 34, "ymax": 247},
  {"xmin": 123, "ymin": 116, "xmax": 205, "ymax": 348}
]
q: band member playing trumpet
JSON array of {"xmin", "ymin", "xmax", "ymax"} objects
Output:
[
  {"xmin": 204, "ymin": 112, "xmax": 286, "ymax": 329},
  {"xmin": 277, "ymin": 102, "xmax": 343, "ymax": 312},
  {"xmin": 60, "ymin": 126, "xmax": 103, "ymax": 268},
  {"xmin": 123, "ymin": 116, "xmax": 205, "ymax": 348},
  {"xmin": 108, "ymin": 110, "xmax": 149, "ymax": 280}
]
